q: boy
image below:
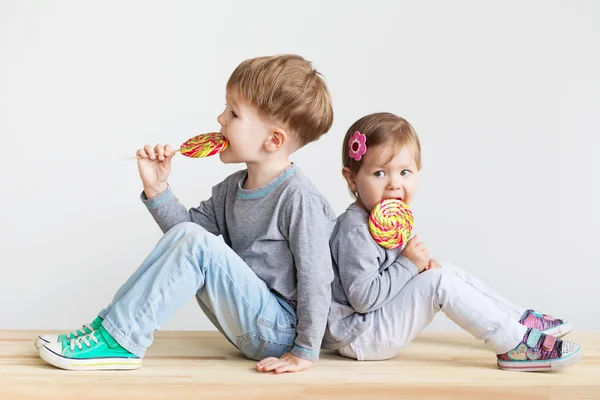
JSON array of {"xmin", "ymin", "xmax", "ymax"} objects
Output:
[{"xmin": 37, "ymin": 55, "xmax": 336, "ymax": 374}]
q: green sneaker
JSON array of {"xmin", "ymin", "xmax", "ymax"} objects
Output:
[
  {"xmin": 39, "ymin": 326, "xmax": 142, "ymax": 370},
  {"xmin": 34, "ymin": 316, "xmax": 104, "ymax": 349}
]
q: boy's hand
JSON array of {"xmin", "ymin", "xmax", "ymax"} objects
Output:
[
  {"xmin": 424, "ymin": 258, "xmax": 442, "ymax": 272},
  {"xmin": 401, "ymin": 235, "xmax": 430, "ymax": 273},
  {"xmin": 255, "ymin": 352, "xmax": 313, "ymax": 374},
  {"xmin": 137, "ymin": 144, "xmax": 175, "ymax": 199}
]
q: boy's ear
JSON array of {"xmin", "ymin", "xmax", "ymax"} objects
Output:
[
  {"xmin": 264, "ymin": 128, "xmax": 288, "ymax": 153},
  {"xmin": 342, "ymin": 167, "xmax": 357, "ymax": 192}
]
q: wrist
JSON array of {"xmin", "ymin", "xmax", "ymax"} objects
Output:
[
  {"xmin": 144, "ymin": 183, "xmax": 168, "ymax": 199},
  {"xmin": 291, "ymin": 345, "xmax": 319, "ymax": 362}
]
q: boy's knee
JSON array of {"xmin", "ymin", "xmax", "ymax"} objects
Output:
[
  {"xmin": 169, "ymin": 222, "xmax": 216, "ymax": 246},
  {"xmin": 170, "ymin": 221, "xmax": 204, "ymax": 234}
]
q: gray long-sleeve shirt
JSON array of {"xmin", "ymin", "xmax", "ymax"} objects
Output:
[
  {"xmin": 141, "ymin": 164, "xmax": 336, "ymax": 360},
  {"xmin": 322, "ymin": 204, "xmax": 419, "ymax": 350}
]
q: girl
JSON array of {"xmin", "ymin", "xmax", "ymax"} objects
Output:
[{"xmin": 321, "ymin": 112, "xmax": 581, "ymax": 371}]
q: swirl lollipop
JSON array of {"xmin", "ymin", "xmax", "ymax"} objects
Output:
[
  {"xmin": 126, "ymin": 132, "xmax": 228, "ymax": 160},
  {"xmin": 179, "ymin": 132, "xmax": 228, "ymax": 158},
  {"xmin": 368, "ymin": 199, "xmax": 414, "ymax": 249}
]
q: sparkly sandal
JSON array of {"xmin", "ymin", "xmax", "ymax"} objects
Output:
[
  {"xmin": 497, "ymin": 328, "xmax": 581, "ymax": 371},
  {"xmin": 519, "ymin": 309, "xmax": 572, "ymax": 338}
]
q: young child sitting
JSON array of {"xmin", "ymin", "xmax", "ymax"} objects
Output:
[
  {"xmin": 322, "ymin": 112, "xmax": 582, "ymax": 371},
  {"xmin": 36, "ymin": 55, "xmax": 337, "ymax": 374}
]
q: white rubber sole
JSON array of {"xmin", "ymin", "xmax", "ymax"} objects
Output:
[
  {"xmin": 39, "ymin": 345, "xmax": 142, "ymax": 371},
  {"xmin": 497, "ymin": 346, "xmax": 582, "ymax": 372},
  {"xmin": 541, "ymin": 321, "xmax": 573, "ymax": 338},
  {"xmin": 34, "ymin": 336, "xmax": 49, "ymax": 349}
]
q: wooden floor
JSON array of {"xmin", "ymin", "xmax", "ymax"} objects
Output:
[{"xmin": 1, "ymin": 330, "xmax": 598, "ymax": 400}]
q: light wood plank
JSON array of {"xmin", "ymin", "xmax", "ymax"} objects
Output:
[{"xmin": 1, "ymin": 330, "xmax": 598, "ymax": 399}]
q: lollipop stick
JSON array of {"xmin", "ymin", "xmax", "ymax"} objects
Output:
[{"xmin": 122, "ymin": 148, "xmax": 181, "ymax": 161}]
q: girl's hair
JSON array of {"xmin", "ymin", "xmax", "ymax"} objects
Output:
[{"xmin": 342, "ymin": 112, "xmax": 422, "ymax": 174}]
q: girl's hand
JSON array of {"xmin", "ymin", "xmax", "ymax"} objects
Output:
[
  {"xmin": 401, "ymin": 235, "xmax": 430, "ymax": 273},
  {"xmin": 137, "ymin": 144, "xmax": 175, "ymax": 198},
  {"xmin": 424, "ymin": 258, "xmax": 442, "ymax": 272}
]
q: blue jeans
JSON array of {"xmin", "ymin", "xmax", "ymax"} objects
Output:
[{"xmin": 98, "ymin": 222, "xmax": 298, "ymax": 360}]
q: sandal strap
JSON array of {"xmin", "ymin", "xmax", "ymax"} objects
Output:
[
  {"xmin": 542, "ymin": 335, "xmax": 556, "ymax": 351},
  {"xmin": 526, "ymin": 329, "xmax": 543, "ymax": 348}
]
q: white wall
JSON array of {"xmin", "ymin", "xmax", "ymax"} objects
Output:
[{"xmin": 1, "ymin": 0, "xmax": 598, "ymax": 331}]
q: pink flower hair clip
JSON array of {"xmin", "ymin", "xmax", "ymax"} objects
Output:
[{"xmin": 348, "ymin": 131, "xmax": 367, "ymax": 161}]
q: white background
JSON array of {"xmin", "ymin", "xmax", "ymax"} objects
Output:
[{"xmin": 1, "ymin": 1, "xmax": 598, "ymax": 331}]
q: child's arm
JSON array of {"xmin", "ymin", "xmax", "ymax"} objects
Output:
[
  {"xmin": 137, "ymin": 144, "xmax": 221, "ymax": 235},
  {"xmin": 142, "ymin": 186, "xmax": 221, "ymax": 235},
  {"xmin": 334, "ymin": 226, "xmax": 421, "ymax": 314}
]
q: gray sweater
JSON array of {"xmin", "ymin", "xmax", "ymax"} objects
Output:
[
  {"xmin": 322, "ymin": 204, "xmax": 419, "ymax": 350},
  {"xmin": 141, "ymin": 164, "xmax": 336, "ymax": 361}
]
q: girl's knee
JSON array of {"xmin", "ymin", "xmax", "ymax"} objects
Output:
[
  {"xmin": 418, "ymin": 267, "xmax": 444, "ymax": 284},
  {"xmin": 439, "ymin": 262, "xmax": 469, "ymax": 280},
  {"xmin": 439, "ymin": 261, "xmax": 459, "ymax": 271},
  {"xmin": 415, "ymin": 267, "xmax": 456, "ymax": 295}
]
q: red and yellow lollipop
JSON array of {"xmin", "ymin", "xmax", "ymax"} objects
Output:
[
  {"xmin": 127, "ymin": 132, "xmax": 228, "ymax": 160},
  {"xmin": 368, "ymin": 199, "xmax": 414, "ymax": 249},
  {"xmin": 179, "ymin": 132, "xmax": 228, "ymax": 158}
]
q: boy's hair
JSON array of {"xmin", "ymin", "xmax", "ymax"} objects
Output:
[
  {"xmin": 342, "ymin": 112, "xmax": 422, "ymax": 174},
  {"xmin": 227, "ymin": 54, "xmax": 333, "ymax": 148}
]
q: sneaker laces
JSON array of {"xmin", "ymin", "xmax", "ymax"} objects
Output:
[
  {"xmin": 70, "ymin": 332, "xmax": 99, "ymax": 351},
  {"xmin": 66, "ymin": 323, "xmax": 95, "ymax": 339}
]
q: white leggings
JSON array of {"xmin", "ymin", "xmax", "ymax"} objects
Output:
[{"xmin": 338, "ymin": 263, "xmax": 528, "ymax": 360}]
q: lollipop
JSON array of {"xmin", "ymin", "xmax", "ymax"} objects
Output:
[
  {"xmin": 179, "ymin": 132, "xmax": 228, "ymax": 158},
  {"xmin": 368, "ymin": 199, "xmax": 414, "ymax": 249},
  {"xmin": 126, "ymin": 132, "xmax": 228, "ymax": 160}
]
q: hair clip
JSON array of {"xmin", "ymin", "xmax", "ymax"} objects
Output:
[{"xmin": 348, "ymin": 131, "xmax": 367, "ymax": 161}]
